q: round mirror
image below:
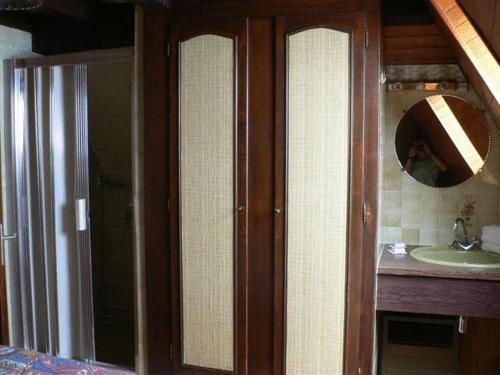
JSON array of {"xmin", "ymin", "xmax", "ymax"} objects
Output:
[{"xmin": 395, "ymin": 95, "xmax": 491, "ymax": 188}]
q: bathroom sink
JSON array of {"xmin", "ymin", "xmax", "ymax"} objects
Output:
[{"xmin": 410, "ymin": 246, "xmax": 500, "ymax": 269}]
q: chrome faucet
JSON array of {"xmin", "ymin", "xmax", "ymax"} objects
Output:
[{"xmin": 451, "ymin": 218, "xmax": 479, "ymax": 251}]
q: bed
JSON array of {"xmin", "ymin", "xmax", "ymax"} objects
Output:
[{"xmin": 0, "ymin": 346, "xmax": 134, "ymax": 374}]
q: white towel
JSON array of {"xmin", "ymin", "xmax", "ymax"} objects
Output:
[
  {"xmin": 388, "ymin": 243, "xmax": 407, "ymax": 255},
  {"xmin": 481, "ymin": 233, "xmax": 500, "ymax": 246},
  {"xmin": 482, "ymin": 242, "xmax": 500, "ymax": 254},
  {"xmin": 482, "ymin": 225, "xmax": 500, "ymax": 238},
  {"xmin": 391, "ymin": 242, "xmax": 406, "ymax": 249}
]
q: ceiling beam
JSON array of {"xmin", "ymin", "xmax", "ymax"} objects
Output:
[
  {"xmin": 32, "ymin": 0, "xmax": 93, "ymax": 21},
  {"xmin": 98, "ymin": 0, "xmax": 168, "ymax": 7}
]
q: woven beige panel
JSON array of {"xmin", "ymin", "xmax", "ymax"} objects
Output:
[
  {"xmin": 286, "ymin": 28, "xmax": 350, "ymax": 375},
  {"xmin": 179, "ymin": 35, "xmax": 234, "ymax": 371}
]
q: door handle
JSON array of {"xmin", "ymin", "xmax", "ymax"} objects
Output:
[
  {"xmin": 0, "ymin": 223, "xmax": 17, "ymax": 266},
  {"xmin": 76, "ymin": 199, "xmax": 87, "ymax": 232}
]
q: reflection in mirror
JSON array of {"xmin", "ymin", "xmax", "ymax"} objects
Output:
[{"xmin": 395, "ymin": 95, "xmax": 491, "ymax": 188}]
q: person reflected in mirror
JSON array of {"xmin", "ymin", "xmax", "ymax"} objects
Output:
[{"xmin": 404, "ymin": 140, "xmax": 448, "ymax": 187}]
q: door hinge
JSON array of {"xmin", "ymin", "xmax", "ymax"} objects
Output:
[
  {"xmin": 166, "ymin": 42, "xmax": 171, "ymax": 57},
  {"xmin": 362, "ymin": 202, "xmax": 368, "ymax": 224},
  {"xmin": 365, "ymin": 28, "xmax": 369, "ymax": 48}
]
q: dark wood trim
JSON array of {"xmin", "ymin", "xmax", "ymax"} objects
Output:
[
  {"xmin": 143, "ymin": 10, "xmax": 172, "ymax": 375},
  {"xmin": 377, "ymin": 274, "xmax": 500, "ymax": 319},
  {"xmin": 247, "ymin": 17, "xmax": 275, "ymax": 375},
  {"xmin": 273, "ymin": 12, "xmax": 370, "ymax": 375},
  {"xmin": 458, "ymin": 317, "xmax": 500, "ymax": 374},
  {"xmin": 273, "ymin": 15, "xmax": 286, "ymax": 375},
  {"xmin": 162, "ymin": 1, "xmax": 363, "ymax": 21},
  {"xmin": 359, "ymin": 0, "xmax": 380, "ymax": 373},
  {"xmin": 169, "ymin": 18, "xmax": 248, "ymax": 375}
]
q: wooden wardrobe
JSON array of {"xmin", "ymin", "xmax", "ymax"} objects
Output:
[{"xmin": 142, "ymin": 1, "xmax": 380, "ymax": 374}]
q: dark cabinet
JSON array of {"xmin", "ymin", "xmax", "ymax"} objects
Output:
[
  {"xmin": 143, "ymin": 2, "xmax": 381, "ymax": 374},
  {"xmin": 459, "ymin": 318, "xmax": 500, "ymax": 375}
]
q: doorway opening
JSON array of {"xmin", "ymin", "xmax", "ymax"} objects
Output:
[
  {"xmin": 3, "ymin": 49, "xmax": 135, "ymax": 370},
  {"xmin": 88, "ymin": 61, "xmax": 134, "ymax": 368}
]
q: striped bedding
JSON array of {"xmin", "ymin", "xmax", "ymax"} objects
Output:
[{"xmin": 0, "ymin": 346, "xmax": 134, "ymax": 375}]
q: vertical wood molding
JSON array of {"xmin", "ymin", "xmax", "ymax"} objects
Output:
[
  {"xmin": 361, "ymin": 0, "xmax": 381, "ymax": 373},
  {"xmin": 143, "ymin": 10, "xmax": 172, "ymax": 375},
  {"xmin": 247, "ymin": 18, "xmax": 275, "ymax": 375}
]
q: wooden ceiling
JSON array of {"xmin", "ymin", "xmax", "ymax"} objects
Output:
[
  {"xmin": 458, "ymin": 0, "xmax": 500, "ymax": 58},
  {"xmin": 384, "ymin": 24, "xmax": 456, "ymax": 65},
  {"xmin": 429, "ymin": 0, "xmax": 500, "ymax": 122},
  {"xmin": 382, "ymin": 0, "xmax": 457, "ymax": 65}
]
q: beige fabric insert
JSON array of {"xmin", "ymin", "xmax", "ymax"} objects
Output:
[
  {"xmin": 286, "ymin": 28, "xmax": 350, "ymax": 375},
  {"xmin": 179, "ymin": 35, "xmax": 234, "ymax": 371}
]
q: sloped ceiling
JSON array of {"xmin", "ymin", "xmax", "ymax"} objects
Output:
[
  {"xmin": 458, "ymin": 0, "xmax": 500, "ymax": 58},
  {"xmin": 429, "ymin": 0, "xmax": 500, "ymax": 122}
]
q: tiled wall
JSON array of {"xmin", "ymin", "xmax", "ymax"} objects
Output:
[{"xmin": 379, "ymin": 66, "xmax": 500, "ymax": 246}]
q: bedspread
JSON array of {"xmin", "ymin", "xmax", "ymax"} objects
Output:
[{"xmin": 0, "ymin": 346, "xmax": 134, "ymax": 375}]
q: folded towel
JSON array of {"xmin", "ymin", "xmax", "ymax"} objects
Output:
[
  {"xmin": 482, "ymin": 242, "xmax": 500, "ymax": 253},
  {"xmin": 388, "ymin": 243, "xmax": 407, "ymax": 255},
  {"xmin": 481, "ymin": 233, "xmax": 500, "ymax": 245},
  {"xmin": 388, "ymin": 247, "xmax": 407, "ymax": 255},
  {"xmin": 391, "ymin": 242, "xmax": 407, "ymax": 249},
  {"xmin": 482, "ymin": 225, "xmax": 500, "ymax": 237}
]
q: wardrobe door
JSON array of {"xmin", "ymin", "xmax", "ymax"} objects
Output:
[
  {"xmin": 169, "ymin": 19, "xmax": 248, "ymax": 375},
  {"xmin": 274, "ymin": 14, "xmax": 366, "ymax": 375}
]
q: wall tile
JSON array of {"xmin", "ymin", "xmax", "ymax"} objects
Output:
[
  {"xmin": 383, "ymin": 227, "xmax": 403, "ymax": 243},
  {"xmin": 419, "ymin": 229, "xmax": 438, "ymax": 245},
  {"xmin": 402, "ymin": 228, "xmax": 420, "ymax": 245},
  {"xmin": 401, "ymin": 192, "xmax": 421, "ymax": 229},
  {"xmin": 383, "ymin": 209, "xmax": 401, "ymax": 227},
  {"xmin": 402, "ymin": 173, "xmax": 421, "ymax": 193},
  {"xmin": 420, "ymin": 192, "xmax": 440, "ymax": 229},
  {"xmin": 383, "ymin": 158, "xmax": 403, "ymax": 191}
]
